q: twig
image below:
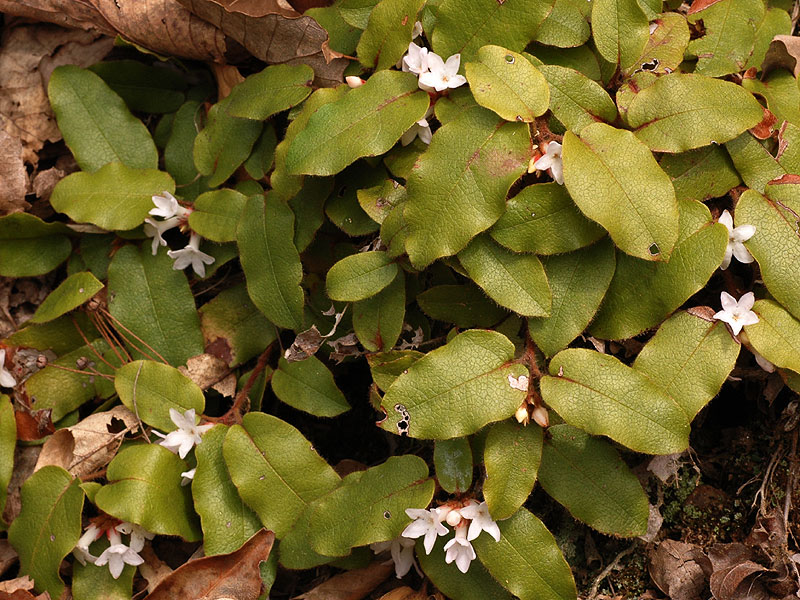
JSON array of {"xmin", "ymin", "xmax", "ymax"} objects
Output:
[
  {"xmin": 213, "ymin": 344, "xmax": 274, "ymax": 425},
  {"xmin": 99, "ymin": 308, "xmax": 169, "ymax": 365},
  {"xmin": 588, "ymin": 543, "xmax": 638, "ymax": 600},
  {"xmin": 784, "ymin": 428, "xmax": 798, "ymax": 527}
]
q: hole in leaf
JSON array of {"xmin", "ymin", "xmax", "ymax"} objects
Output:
[
  {"xmin": 649, "ymin": 243, "xmax": 660, "ymax": 256},
  {"xmin": 505, "ymin": 55, "xmax": 514, "ymax": 64},
  {"xmin": 383, "ymin": 511, "xmax": 391, "ymax": 519}
]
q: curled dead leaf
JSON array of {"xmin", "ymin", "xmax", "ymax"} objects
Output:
[
  {"xmin": 179, "ymin": 354, "xmax": 232, "ymax": 390},
  {"xmin": 377, "ymin": 587, "xmax": 427, "ymax": 600},
  {"xmin": 294, "ymin": 561, "xmax": 394, "ymax": 600},
  {"xmin": 762, "ymin": 35, "xmax": 800, "ymax": 79},
  {"xmin": 2, "ymin": 446, "xmax": 41, "ymax": 525},
  {"xmin": 0, "ymin": 575, "xmax": 34, "ymax": 594},
  {"xmin": 649, "ymin": 539, "xmax": 711, "ymax": 600},
  {"xmin": 34, "ymin": 405, "xmax": 138, "ymax": 477},
  {"xmin": 749, "ymin": 106, "xmax": 778, "ymax": 140},
  {"xmin": 139, "ymin": 545, "xmax": 174, "ymax": 594},
  {"xmin": 144, "ymin": 528, "xmax": 274, "ymax": 600}
]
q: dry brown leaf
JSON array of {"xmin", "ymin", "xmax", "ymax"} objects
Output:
[
  {"xmin": 648, "ymin": 540, "xmax": 711, "ymax": 600},
  {"xmin": 2, "ymin": 444, "xmax": 41, "ymax": 525},
  {"xmin": 211, "ymin": 63, "xmax": 245, "ymax": 100},
  {"xmin": 139, "ymin": 545, "xmax": 174, "ymax": 594},
  {"xmin": 14, "ymin": 408, "xmax": 55, "ymax": 441},
  {"xmin": 0, "ymin": 576, "xmax": 34, "ymax": 594},
  {"xmin": 31, "ymin": 167, "xmax": 66, "ymax": 203},
  {"xmin": 0, "ymin": 130, "xmax": 30, "ymax": 215},
  {"xmin": 144, "ymin": 528, "xmax": 274, "ymax": 599},
  {"xmin": 177, "ymin": 0, "xmax": 349, "ymax": 86},
  {"xmin": 294, "ymin": 561, "xmax": 394, "ymax": 600},
  {"xmin": 762, "ymin": 35, "xmax": 800, "ymax": 79},
  {"xmin": 179, "ymin": 354, "xmax": 231, "ymax": 390},
  {"xmin": 0, "ymin": 540, "xmax": 18, "ymax": 578},
  {"xmin": 0, "ymin": 589, "xmax": 50, "ymax": 600},
  {"xmin": 212, "ymin": 374, "xmax": 237, "ymax": 398},
  {"xmin": 0, "ymin": 23, "xmax": 113, "ymax": 166},
  {"xmin": 34, "ymin": 405, "xmax": 138, "ymax": 477},
  {"xmin": 709, "ymin": 561, "xmax": 769, "ymax": 600},
  {"xmin": 377, "ymin": 587, "xmax": 427, "ymax": 600}
]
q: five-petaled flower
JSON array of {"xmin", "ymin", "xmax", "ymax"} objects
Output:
[
  {"xmin": 459, "ymin": 500, "xmax": 501, "ymax": 542},
  {"xmin": 167, "ymin": 232, "xmax": 216, "ymax": 278},
  {"xmin": 0, "ymin": 349, "xmax": 15, "ymax": 388},
  {"xmin": 402, "ymin": 42, "xmax": 429, "ymax": 75},
  {"xmin": 94, "ymin": 530, "xmax": 144, "ymax": 579},
  {"xmin": 419, "ymin": 52, "xmax": 467, "ymax": 92},
  {"xmin": 149, "ymin": 191, "xmax": 188, "ymax": 220},
  {"xmin": 115, "ymin": 522, "xmax": 154, "ymax": 553},
  {"xmin": 402, "ymin": 507, "xmax": 448, "ymax": 554},
  {"xmin": 152, "ymin": 408, "xmax": 213, "ymax": 459},
  {"xmin": 718, "ymin": 210, "xmax": 755, "ymax": 270},
  {"xmin": 532, "ymin": 141, "xmax": 563, "ymax": 185},
  {"xmin": 443, "ymin": 523, "xmax": 476, "ymax": 574},
  {"xmin": 370, "ymin": 536, "xmax": 417, "ymax": 578},
  {"xmin": 713, "ymin": 291, "xmax": 759, "ymax": 336}
]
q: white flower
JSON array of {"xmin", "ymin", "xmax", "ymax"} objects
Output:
[
  {"xmin": 713, "ymin": 291, "xmax": 759, "ymax": 336},
  {"xmin": 460, "ymin": 500, "xmax": 501, "ymax": 542},
  {"xmin": 149, "ymin": 191, "xmax": 186, "ymax": 219},
  {"xmin": 167, "ymin": 232, "xmax": 215, "ymax": 278},
  {"xmin": 115, "ymin": 522, "xmax": 154, "ymax": 553},
  {"xmin": 0, "ymin": 349, "xmax": 16, "ymax": 388},
  {"xmin": 533, "ymin": 141, "xmax": 563, "ymax": 185},
  {"xmin": 401, "ymin": 118, "xmax": 432, "ymax": 146},
  {"xmin": 94, "ymin": 531, "xmax": 144, "ymax": 580},
  {"xmin": 345, "ymin": 76, "xmax": 365, "ymax": 88},
  {"xmin": 508, "ymin": 374, "xmax": 528, "ymax": 392},
  {"xmin": 152, "ymin": 408, "xmax": 213, "ymax": 459},
  {"xmin": 718, "ymin": 210, "xmax": 755, "ymax": 270},
  {"xmin": 181, "ymin": 467, "xmax": 196, "ymax": 486},
  {"xmin": 402, "ymin": 42, "xmax": 429, "ymax": 75},
  {"xmin": 370, "ymin": 537, "xmax": 416, "ymax": 578},
  {"xmin": 443, "ymin": 525, "xmax": 476, "ymax": 574},
  {"xmin": 418, "ymin": 52, "xmax": 467, "ymax": 92},
  {"xmin": 402, "ymin": 507, "xmax": 448, "ymax": 554},
  {"xmin": 143, "ymin": 216, "xmax": 180, "ymax": 256},
  {"xmin": 73, "ymin": 524, "xmax": 101, "ymax": 565},
  {"xmin": 412, "ymin": 20, "xmax": 423, "ymax": 39}
]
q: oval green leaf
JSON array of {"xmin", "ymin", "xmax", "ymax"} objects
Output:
[
  {"xmin": 188, "ymin": 189, "xmax": 248, "ymax": 243},
  {"xmin": 434, "ymin": 437, "xmax": 473, "ymax": 494},
  {"xmin": 353, "ymin": 271, "xmax": 406, "ymax": 352},
  {"xmin": 30, "ymin": 272, "xmax": 103, "ymax": 324},
  {"xmin": 271, "ymin": 356, "xmax": 351, "ymax": 417},
  {"xmin": 744, "ymin": 299, "xmax": 800, "ymax": 373},
  {"xmin": 538, "ymin": 64, "xmax": 618, "ymax": 134},
  {"xmin": 0, "ymin": 214, "xmax": 72, "ymax": 277},
  {"xmin": 591, "ymin": 0, "xmax": 649, "ymax": 70},
  {"xmin": 326, "ymin": 251, "xmax": 399, "ymax": 302},
  {"xmin": 225, "ymin": 64, "xmax": 314, "ymax": 120}
]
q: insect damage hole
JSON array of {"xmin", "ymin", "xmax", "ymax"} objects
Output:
[{"xmin": 648, "ymin": 243, "xmax": 660, "ymax": 256}]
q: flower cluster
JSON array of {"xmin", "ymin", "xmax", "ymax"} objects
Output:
[
  {"xmin": 152, "ymin": 408, "xmax": 213, "ymax": 485},
  {"xmin": 73, "ymin": 521, "xmax": 153, "ymax": 579},
  {"xmin": 144, "ymin": 192, "xmax": 215, "ymax": 277},
  {"xmin": 371, "ymin": 500, "xmax": 499, "ymax": 577}
]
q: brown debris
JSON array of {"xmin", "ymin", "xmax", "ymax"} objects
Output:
[
  {"xmin": 649, "ymin": 540, "xmax": 711, "ymax": 600},
  {"xmin": 294, "ymin": 561, "xmax": 394, "ymax": 600},
  {"xmin": 0, "ymin": 131, "xmax": 29, "ymax": 215}
]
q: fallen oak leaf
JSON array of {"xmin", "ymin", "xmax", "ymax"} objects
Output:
[
  {"xmin": 761, "ymin": 35, "xmax": 800, "ymax": 79},
  {"xmin": 144, "ymin": 528, "xmax": 274, "ymax": 600},
  {"xmin": 294, "ymin": 560, "xmax": 394, "ymax": 600}
]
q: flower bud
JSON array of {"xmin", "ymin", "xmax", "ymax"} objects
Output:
[
  {"xmin": 515, "ymin": 404, "xmax": 529, "ymax": 425},
  {"xmin": 346, "ymin": 76, "xmax": 365, "ymax": 88},
  {"xmin": 532, "ymin": 405, "xmax": 549, "ymax": 428},
  {"xmin": 445, "ymin": 508, "xmax": 462, "ymax": 527}
]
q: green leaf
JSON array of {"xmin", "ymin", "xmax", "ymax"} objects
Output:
[
  {"xmin": 404, "ymin": 107, "xmax": 530, "ymax": 267},
  {"xmin": 309, "ymin": 455, "xmax": 434, "ymax": 557},
  {"xmin": 326, "ymin": 163, "xmax": 384, "ymax": 236},
  {"xmin": 687, "ymin": 0, "xmax": 764, "ymax": 76},
  {"xmin": 225, "ymin": 64, "xmax": 314, "ymax": 120},
  {"xmin": 107, "ymin": 245, "xmax": 204, "ymax": 366},
  {"xmin": 357, "ymin": 178, "xmax": 407, "ymax": 225},
  {"xmin": 526, "ymin": 45, "xmax": 602, "ymax": 81},
  {"xmin": 458, "ymin": 234, "xmax": 551, "ymax": 317},
  {"xmin": 465, "ymin": 46, "xmax": 550, "ymax": 122},
  {"xmin": 339, "ymin": 0, "xmax": 381, "ymax": 27},
  {"xmin": 483, "ymin": 420, "xmax": 543, "ymax": 520},
  {"xmin": 8, "ymin": 467, "xmax": 83, "ymax": 599},
  {"xmin": 541, "ymin": 348, "xmax": 690, "ymax": 454},
  {"xmin": 89, "ymin": 60, "xmax": 186, "ymax": 114},
  {"xmin": 164, "ymin": 101, "xmax": 203, "ymax": 193},
  {"xmin": 624, "ymin": 12, "xmax": 689, "ymax": 75},
  {"xmin": 743, "ymin": 69, "xmax": 800, "ymax": 130},
  {"xmin": 0, "ymin": 397, "xmax": 14, "ymax": 527},
  {"xmin": 418, "ymin": 536, "xmax": 514, "ymax": 600},
  {"xmin": 51, "ymin": 162, "xmax": 175, "ymax": 231},
  {"xmin": 31, "ymin": 272, "xmax": 103, "ymax": 324},
  {"xmin": 744, "ymin": 7, "xmax": 793, "ymax": 70},
  {"xmin": 271, "ymin": 357, "xmax": 351, "ymax": 417},
  {"xmin": 417, "ymin": 284, "xmax": 508, "ymax": 328},
  {"xmin": 287, "ymin": 71, "xmax": 429, "ymax": 176},
  {"xmin": 6, "ymin": 314, "xmax": 97, "ymax": 355},
  {"xmin": 634, "ymin": 311, "xmax": 740, "ymax": 418},
  {"xmin": 591, "ymin": 0, "xmax": 649, "ymax": 70},
  {"xmin": 48, "ymin": 65, "xmax": 158, "ymax": 172},
  {"xmin": 244, "ymin": 124, "xmax": 278, "ymax": 180},
  {"xmin": 736, "ymin": 189, "xmax": 800, "ymax": 320},
  {"xmin": 237, "ymin": 194, "xmax": 305, "ymax": 331},
  {"xmin": 223, "ymin": 413, "xmax": 341, "ymax": 538},
  {"xmin": 744, "ymin": 299, "xmax": 800, "ymax": 373},
  {"xmin": 538, "ymin": 64, "xmax": 618, "ymax": 133},
  {"xmin": 0, "ymin": 213, "xmax": 72, "ymax": 277},
  {"xmin": 95, "ymin": 444, "xmax": 200, "ymax": 541},
  {"xmin": 538, "ymin": 425, "xmax": 648, "ymax": 536},
  {"xmin": 193, "ymin": 96, "xmax": 263, "ymax": 187},
  {"xmin": 278, "ymin": 504, "xmax": 337, "ymax": 569},
  {"xmin": 273, "ymin": 86, "xmax": 348, "ymax": 200},
  {"xmin": 193, "ymin": 425, "xmax": 262, "ymax": 555},
  {"xmin": 474, "ymin": 508, "xmax": 577, "ymax": 600},
  {"xmin": 306, "ymin": 5, "xmax": 363, "ymax": 55},
  {"xmin": 431, "ymin": 0, "xmax": 551, "ymax": 64},
  {"xmin": 379, "ymin": 330, "xmax": 527, "ymax": 438},
  {"xmin": 528, "ymin": 239, "xmax": 616, "ymax": 357},
  {"xmin": 72, "ymin": 536, "xmax": 135, "ymax": 600},
  {"xmin": 188, "ymin": 189, "xmax": 248, "ymax": 243},
  {"xmin": 563, "ymin": 122, "xmax": 679, "ymax": 261},
  {"xmin": 115, "ymin": 360, "xmax": 205, "ymax": 432},
  {"xmin": 725, "ymin": 132, "xmax": 786, "ymax": 192},
  {"xmin": 199, "ymin": 282, "xmax": 276, "ymax": 367},
  {"xmin": 290, "ymin": 178, "xmax": 334, "ymax": 252},
  {"xmin": 627, "ymin": 74, "xmax": 764, "ymax": 153},
  {"xmin": 434, "ymin": 437, "xmax": 473, "ymax": 494},
  {"xmin": 326, "ymin": 251, "xmax": 399, "ymax": 302},
  {"xmin": 25, "ymin": 341, "xmax": 107, "ymax": 422},
  {"xmin": 353, "ymin": 271, "xmax": 406, "ymax": 352},
  {"xmin": 534, "ymin": 0, "xmax": 591, "ymax": 47},
  {"xmin": 367, "ymin": 350, "xmax": 425, "ymax": 392},
  {"xmin": 660, "ymin": 145, "xmax": 741, "ymax": 201},
  {"xmin": 357, "ymin": 0, "xmax": 426, "ymax": 70}
]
